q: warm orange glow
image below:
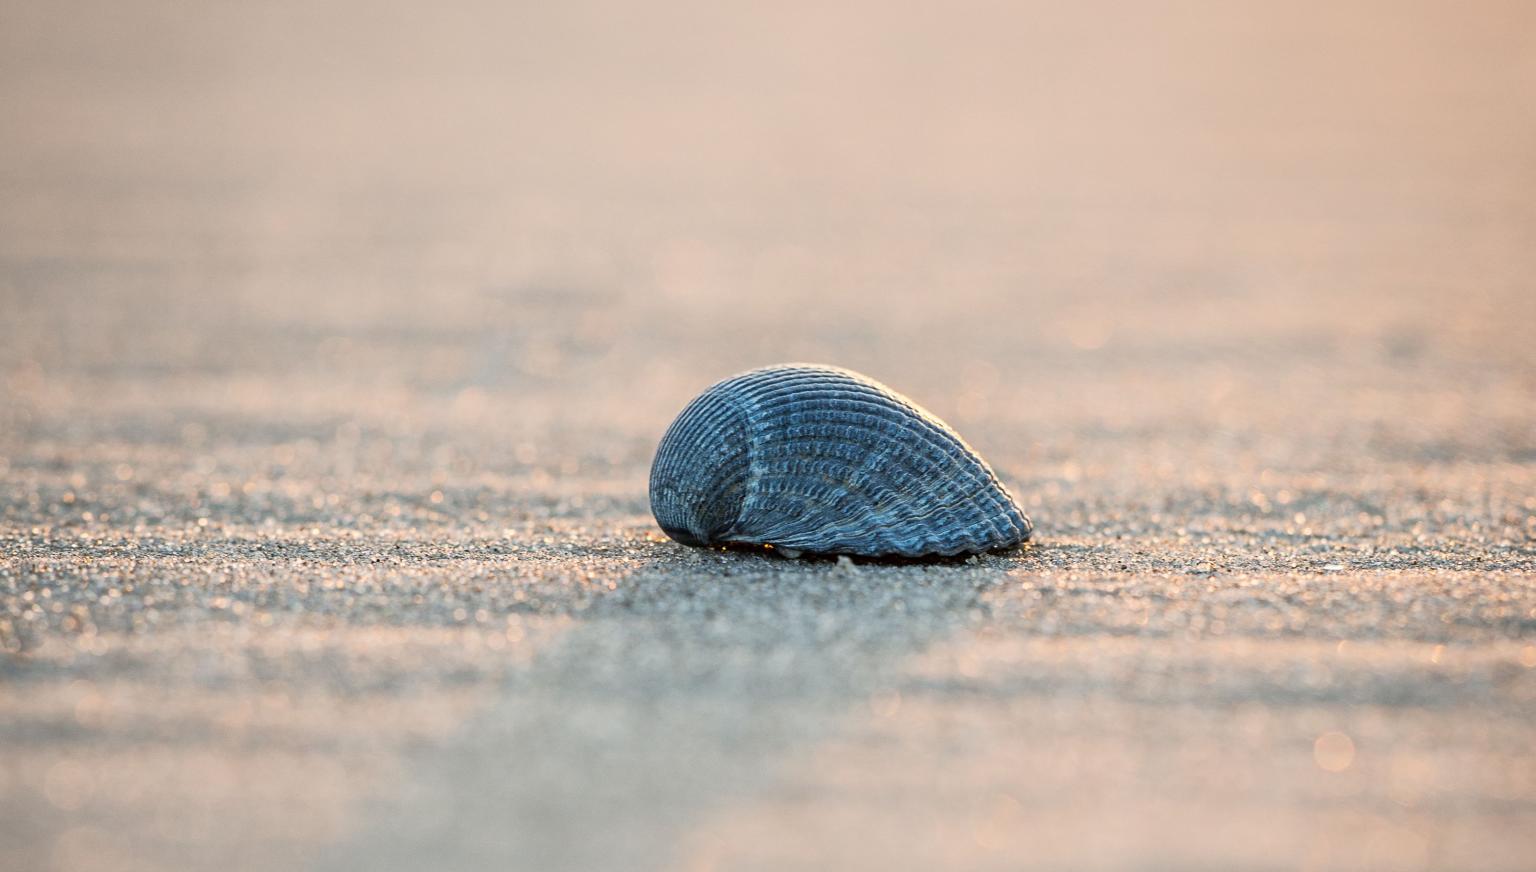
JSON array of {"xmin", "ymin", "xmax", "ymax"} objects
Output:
[{"xmin": 1314, "ymin": 732, "xmax": 1356, "ymax": 772}]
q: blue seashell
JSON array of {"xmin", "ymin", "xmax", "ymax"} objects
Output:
[{"xmin": 649, "ymin": 363, "xmax": 1032, "ymax": 558}]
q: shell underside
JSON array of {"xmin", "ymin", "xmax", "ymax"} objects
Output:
[{"xmin": 650, "ymin": 364, "xmax": 1032, "ymax": 558}]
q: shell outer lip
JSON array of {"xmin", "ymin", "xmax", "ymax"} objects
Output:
[{"xmin": 752, "ymin": 539, "xmax": 1033, "ymax": 563}]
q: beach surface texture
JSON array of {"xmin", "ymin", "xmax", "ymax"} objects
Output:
[{"xmin": 2, "ymin": 2, "xmax": 1534, "ymax": 869}]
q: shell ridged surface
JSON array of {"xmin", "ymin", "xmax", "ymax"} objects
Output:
[{"xmin": 649, "ymin": 364, "xmax": 1032, "ymax": 558}]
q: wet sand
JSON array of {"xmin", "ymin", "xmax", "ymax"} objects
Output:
[{"xmin": 2, "ymin": 2, "xmax": 1535, "ymax": 870}]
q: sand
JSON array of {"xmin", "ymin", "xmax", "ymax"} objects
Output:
[{"xmin": 2, "ymin": 2, "xmax": 1535, "ymax": 870}]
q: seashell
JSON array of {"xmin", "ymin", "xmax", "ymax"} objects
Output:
[{"xmin": 649, "ymin": 363, "xmax": 1032, "ymax": 558}]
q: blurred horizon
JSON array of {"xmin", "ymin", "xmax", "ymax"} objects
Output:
[{"xmin": 4, "ymin": 1, "xmax": 1534, "ymax": 190}]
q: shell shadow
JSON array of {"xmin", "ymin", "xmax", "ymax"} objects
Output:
[{"xmin": 323, "ymin": 536, "xmax": 1037, "ymax": 872}]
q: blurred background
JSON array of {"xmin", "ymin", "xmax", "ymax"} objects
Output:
[
  {"xmin": 4, "ymin": 0, "xmax": 1533, "ymax": 451},
  {"xmin": 2, "ymin": 2, "xmax": 1534, "ymax": 870}
]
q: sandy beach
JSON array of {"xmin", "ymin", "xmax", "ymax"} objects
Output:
[{"xmin": 2, "ymin": 2, "xmax": 1535, "ymax": 869}]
